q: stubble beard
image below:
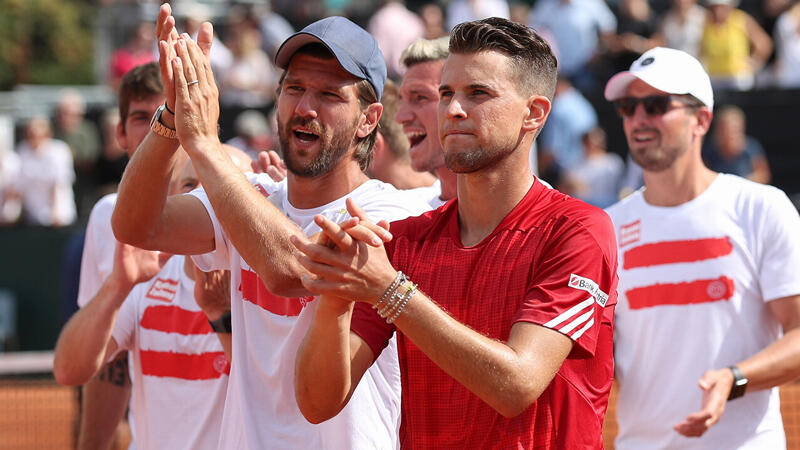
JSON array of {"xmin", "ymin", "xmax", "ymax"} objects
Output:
[
  {"xmin": 629, "ymin": 133, "xmax": 687, "ymax": 173},
  {"xmin": 278, "ymin": 113, "xmax": 358, "ymax": 178}
]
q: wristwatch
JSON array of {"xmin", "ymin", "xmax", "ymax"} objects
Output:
[
  {"xmin": 208, "ymin": 311, "xmax": 232, "ymax": 333},
  {"xmin": 728, "ymin": 365, "xmax": 748, "ymax": 400},
  {"xmin": 150, "ymin": 104, "xmax": 177, "ymax": 139}
]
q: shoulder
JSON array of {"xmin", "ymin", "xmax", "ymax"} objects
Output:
[
  {"xmin": 604, "ymin": 189, "xmax": 642, "ymax": 222},
  {"xmin": 353, "ymin": 180, "xmax": 433, "ymax": 222},
  {"xmin": 87, "ymin": 193, "xmax": 118, "ymax": 231}
]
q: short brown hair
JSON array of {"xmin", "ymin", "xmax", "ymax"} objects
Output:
[
  {"xmin": 449, "ymin": 18, "xmax": 557, "ymax": 100},
  {"xmin": 118, "ymin": 62, "xmax": 163, "ymax": 131}
]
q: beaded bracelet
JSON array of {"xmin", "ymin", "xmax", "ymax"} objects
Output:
[
  {"xmin": 378, "ymin": 282, "xmax": 407, "ymax": 317},
  {"xmin": 386, "ymin": 283, "xmax": 416, "ymax": 324},
  {"xmin": 374, "ymin": 271, "xmax": 405, "ymax": 311}
]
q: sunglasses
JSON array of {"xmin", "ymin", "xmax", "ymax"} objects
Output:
[{"xmin": 612, "ymin": 95, "xmax": 699, "ymax": 117}]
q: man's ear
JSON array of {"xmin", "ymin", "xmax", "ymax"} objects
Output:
[
  {"xmin": 116, "ymin": 120, "xmax": 129, "ymax": 152},
  {"xmin": 694, "ymin": 107, "xmax": 713, "ymax": 137},
  {"xmin": 356, "ymin": 103, "xmax": 383, "ymax": 138},
  {"xmin": 522, "ymin": 95, "xmax": 551, "ymax": 135}
]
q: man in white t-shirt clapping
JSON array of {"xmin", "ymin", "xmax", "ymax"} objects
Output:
[
  {"xmin": 604, "ymin": 47, "xmax": 800, "ymax": 449},
  {"xmin": 111, "ymin": 6, "xmax": 430, "ymax": 448}
]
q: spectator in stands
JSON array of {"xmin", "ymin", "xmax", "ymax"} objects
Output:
[
  {"xmin": 53, "ymin": 89, "xmax": 101, "ymax": 219},
  {"xmin": 420, "ymin": 3, "xmax": 447, "ymax": 39},
  {"xmin": 368, "ymin": 79, "xmax": 437, "ymax": 190},
  {"xmin": 700, "ymin": 0, "xmax": 773, "ymax": 90},
  {"xmin": 218, "ymin": 23, "xmax": 277, "ymax": 108},
  {"xmin": 446, "ymin": 0, "xmax": 510, "ymax": 30},
  {"xmin": 655, "ymin": 0, "xmax": 706, "ymax": 57},
  {"xmin": 174, "ymin": 2, "xmax": 232, "ymax": 80},
  {"xmin": 255, "ymin": 2, "xmax": 295, "ymax": 60},
  {"xmin": 560, "ymin": 127, "xmax": 625, "ymax": 208},
  {"xmin": 537, "ymin": 76, "xmax": 598, "ymax": 186},
  {"xmin": 109, "ymin": 21, "xmax": 157, "ymax": 91},
  {"xmin": 15, "ymin": 117, "xmax": 76, "ymax": 226},
  {"xmin": 609, "ymin": 0, "xmax": 661, "ymax": 73},
  {"xmin": 0, "ymin": 147, "xmax": 20, "ymax": 225},
  {"xmin": 528, "ymin": 0, "xmax": 617, "ymax": 92},
  {"xmin": 225, "ymin": 109, "xmax": 273, "ymax": 162},
  {"xmin": 369, "ymin": 0, "xmax": 425, "ymax": 79},
  {"xmin": 703, "ymin": 105, "xmax": 771, "ymax": 184},
  {"xmin": 773, "ymin": 1, "xmax": 800, "ymax": 87},
  {"xmin": 94, "ymin": 108, "xmax": 128, "ymax": 197}
]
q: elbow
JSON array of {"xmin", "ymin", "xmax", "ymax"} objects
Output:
[
  {"xmin": 52, "ymin": 359, "xmax": 92, "ymax": 387},
  {"xmin": 492, "ymin": 385, "xmax": 543, "ymax": 418},
  {"xmin": 111, "ymin": 211, "xmax": 151, "ymax": 249},
  {"xmin": 295, "ymin": 395, "xmax": 342, "ymax": 425}
]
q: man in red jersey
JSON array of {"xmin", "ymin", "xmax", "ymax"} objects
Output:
[{"xmin": 292, "ymin": 17, "xmax": 618, "ymax": 448}]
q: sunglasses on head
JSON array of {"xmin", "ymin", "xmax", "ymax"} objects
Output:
[{"xmin": 612, "ymin": 95, "xmax": 699, "ymax": 117}]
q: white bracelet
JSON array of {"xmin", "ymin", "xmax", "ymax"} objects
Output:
[{"xmin": 387, "ymin": 283, "xmax": 416, "ymax": 324}]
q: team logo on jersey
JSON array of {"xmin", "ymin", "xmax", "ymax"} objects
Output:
[
  {"xmin": 145, "ymin": 278, "xmax": 179, "ymax": 302},
  {"xmin": 619, "ymin": 220, "xmax": 641, "ymax": 247},
  {"xmin": 568, "ymin": 274, "xmax": 609, "ymax": 307},
  {"xmin": 255, "ymin": 184, "xmax": 271, "ymax": 198},
  {"xmin": 213, "ymin": 354, "xmax": 230, "ymax": 374}
]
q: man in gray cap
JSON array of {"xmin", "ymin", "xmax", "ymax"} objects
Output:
[
  {"xmin": 112, "ymin": 5, "xmax": 429, "ymax": 447},
  {"xmin": 605, "ymin": 47, "xmax": 800, "ymax": 449}
]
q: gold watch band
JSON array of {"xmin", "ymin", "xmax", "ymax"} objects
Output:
[{"xmin": 150, "ymin": 104, "xmax": 177, "ymax": 140}]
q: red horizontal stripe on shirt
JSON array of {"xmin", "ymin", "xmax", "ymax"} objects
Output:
[
  {"xmin": 140, "ymin": 350, "xmax": 230, "ymax": 379},
  {"xmin": 240, "ymin": 269, "xmax": 313, "ymax": 316},
  {"xmin": 140, "ymin": 305, "xmax": 213, "ymax": 335},
  {"xmin": 626, "ymin": 276, "xmax": 735, "ymax": 310},
  {"xmin": 623, "ymin": 237, "xmax": 733, "ymax": 270}
]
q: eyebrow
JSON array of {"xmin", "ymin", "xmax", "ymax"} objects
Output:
[{"xmin": 438, "ymin": 83, "xmax": 496, "ymax": 93}]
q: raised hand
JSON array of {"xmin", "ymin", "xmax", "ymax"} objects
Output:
[
  {"xmin": 110, "ymin": 241, "xmax": 172, "ymax": 292},
  {"xmin": 673, "ymin": 368, "xmax": 734, "ymax": 437},
  {"xmin": 252, "ymin": 150, "xmax": 288, "ymax": 183},
  {"xmin": 172, "ymin": 34, "xmax": 221, "ymax": 154},
  {"xmin": 192, "ymin": 265, "xmax": 231, "ymax": 321},
  {"xmin": 156, "ymin": 5, "xmax": 214, "ymax": 115},
  {"xmin": 156, "ymin": 4, "xmax": 180, "ymax": 113}
]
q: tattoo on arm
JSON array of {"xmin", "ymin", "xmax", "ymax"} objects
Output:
[{"xmin": 97, "ymin": 351, "xmax": 131, "ymax": 387}]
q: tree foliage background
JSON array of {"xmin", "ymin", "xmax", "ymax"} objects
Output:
[{"xmin": 0, "ymin": 0, "xmax": 95, "ymax": 90}]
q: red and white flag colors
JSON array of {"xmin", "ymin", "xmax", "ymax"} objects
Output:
[{"xmin": 622, "ymin": 236, "xmax": 735, "ymax": 309}]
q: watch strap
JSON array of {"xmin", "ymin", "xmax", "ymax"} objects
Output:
[
  {"xmin": 208, "ymin": 311, "xmax": 232, "ymax": 333},
  {"xmin": 728, "ymin": 365, "xmax": 748, "ymax": 400},
  {"xmin": 150, "ymin": 104, "xmax": 177, "ymax": 139}
]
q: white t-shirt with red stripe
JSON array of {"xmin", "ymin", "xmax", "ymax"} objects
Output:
[
  {"xmin": 112, "ymin": 256, "xmax": 230, "ymax": 450},
  {"xmin": 606, "ymin": 174, "xmax": 800, "ymax": 449},
  {"xmin": 190, "ymin": 174, "xmax": 431, "ymax": 449}
]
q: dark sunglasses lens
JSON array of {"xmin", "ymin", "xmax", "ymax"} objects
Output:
[
  {"xmin": 614, "ymin": 99, "xmax": 636, "ymax": 116},
  {"xmin": 642, "ymin": 96, "xmax": 671, "ymax": 115}
]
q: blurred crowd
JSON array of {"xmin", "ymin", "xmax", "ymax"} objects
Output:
[{"xmin": 1, "ymin": 0, "xmax": 796, "ymax": 227}]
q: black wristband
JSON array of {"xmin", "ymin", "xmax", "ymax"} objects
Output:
[
  {"xmin": 728, "ymin": 365, "xmax": 748, "ymax": 400},
  {"xmin": 163, "ymin": 102, "xmax": 174, "ymax": 116},
  {"xmin": 208, "ymin": 311, "xmax": 232, "ymax": 333}
]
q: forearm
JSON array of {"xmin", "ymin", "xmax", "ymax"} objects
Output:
[
  {"xmin": 737, "ymin": 327, "xmax": 800, "ymax": 391},
  {"xmin": 53, "ymin": 277, "xmax": 131, "ymax": 386},
  {"xmin": 187, "ymin": 140, "xmax": 308, "ymax": 296},
  {"xmin": 112, "ymin": 131, "xmax": 181, "ymax": 247},
  {"xmin": 295, "ymin": 297, "xmax": 356, "ymax": 423},
  {"xmin": 77, "ymin": 357, "xmax": 131, "ymax": 450},
  {"xmin": 392, "ymin": 291, "xmax": 569, "ymax": 418}
]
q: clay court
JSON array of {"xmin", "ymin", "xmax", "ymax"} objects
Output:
[{"xmin": 2, "ymin": 375, "xmax": 800, "ymax": 449}]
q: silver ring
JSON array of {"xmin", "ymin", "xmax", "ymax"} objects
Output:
[{"xmin": 187, "ymin": 80, "xmax": 199, "ymax": 86}]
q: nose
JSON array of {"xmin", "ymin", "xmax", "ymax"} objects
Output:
[
  {"xmin": 294, "ymin": 91, "xmax": 318, "ymax": 120},
  {"xmin": 395, "ymin": 99, "xmax": 413, "ymax": 125},
  {"xmin": 442, "ymin": 96, "xmax": 466, "ymax": 120},
  {"xmin": 625, "ymin": 101, "xmax": 650, "ymax": 126}
]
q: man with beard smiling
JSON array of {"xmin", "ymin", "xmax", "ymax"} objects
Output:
[
  {"xmin": 112, "ymin": 8, "xmax": 430, "ymax": 448},
  {"xmin": 604, "ymin": 47, "xmax": 800, "ymax": 449},
  {"xmin": 395, "ymin": 36, "xmax": 458, "ymax": 208}
]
